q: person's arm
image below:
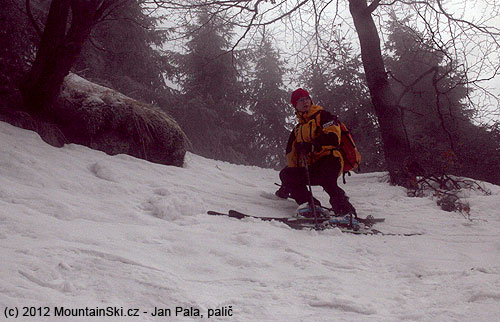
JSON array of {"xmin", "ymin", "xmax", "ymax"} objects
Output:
[
  {"xmin": 314, "ymin": 110, "xmax": 341, "ymax": 147},
  {"xmin": 285, "ymin": 129, "xmax": 299, "ymax": 167}
]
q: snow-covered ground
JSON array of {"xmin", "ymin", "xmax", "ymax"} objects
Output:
[{"xmin": 1, "ymin": 121, "xmax": 500, "ymax": 321}]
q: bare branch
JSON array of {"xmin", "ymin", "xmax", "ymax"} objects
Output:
[
  {"xmin": 25, "ymin": 0, "xmax": 43, "ymax": 38},
  {"xmin": 366, "ymin": 0, "xmax": 382, "ymax": 14}
]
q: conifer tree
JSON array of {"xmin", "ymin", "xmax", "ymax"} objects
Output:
[
  {"xmin": 74, "ymin": 0, "xmax": 173, "ymax": 106},
  {"xmin": 247, "ymin": 34, "xmax": 292, "ymax": 168},
  {"xmin": 385, "ymin": 18, "xmax": 500, "ymax": 184},
  {"xmin": 0, "ymin": 0, "xmax": 40, "ymax": 107},
  {"xmin": 171, "ymin": 9, "xmax": 250, "ymax": 163}
]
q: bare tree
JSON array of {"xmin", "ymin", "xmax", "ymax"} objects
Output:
[
  {"xmin": 20, "ymin": 0, "xmax": 123, "ymax": 122},
  {"xmin": 347, "ymin": 0, "xmax": 411, "ymax": 185}
]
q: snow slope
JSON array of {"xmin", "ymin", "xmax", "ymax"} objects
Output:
[{"xmin": 1, "ymin": 121, "xmax": 500, "ymax": 322}]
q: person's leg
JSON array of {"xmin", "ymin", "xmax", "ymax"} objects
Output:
[
  {"xmin": 278, "ymin": 167, "xmax": 310, "ymax": 205},
  {"xmin": 275, "ymin": 168, "xmax": 292, "ymax": 199},
  {"xmin": 311, "ymin": 157, "xmax": 356, "ymax": 215}
]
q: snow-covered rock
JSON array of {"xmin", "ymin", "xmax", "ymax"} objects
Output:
[{"xmin": 56, "ymin": 73, "xmax": 187, "ymax": 166}]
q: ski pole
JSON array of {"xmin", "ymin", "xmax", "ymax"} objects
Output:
[{"xmin": 300, "ymin": 152, "xmax": 319, "ymax": 227}]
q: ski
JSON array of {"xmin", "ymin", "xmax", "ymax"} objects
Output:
[
  {"xmin": 294, "ymin": 220, "xmax": 423, "ymax": 236},
  {"xmin": 206, "ymin": 210, "xmax": 319, "ymax": 225},
  {"xmin": 207, "ymin": 210, "xmax": 355, "ymax": 232},
  {"xmin": 207, "ymin": 210, "xmax": 384, "ymax": 232},
  {"xmin": 226, "ymin": 209, "xmax": 384, "ymax": 226}
]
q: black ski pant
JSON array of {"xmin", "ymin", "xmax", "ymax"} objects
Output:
[{"xmin": 279, "ymin": 156, "xmax": 353, "ymax": 214}]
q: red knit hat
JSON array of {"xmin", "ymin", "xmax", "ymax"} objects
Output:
[{"xmin": 290, "ymin": 88, "xmax": 310, "ymax": 107}]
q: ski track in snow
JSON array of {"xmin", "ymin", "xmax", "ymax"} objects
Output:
[{"xmin": 1, "ymin": 121, "xmax": 500, "ymax": 321}]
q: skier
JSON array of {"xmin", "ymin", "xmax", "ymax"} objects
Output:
[{"xmin": 275, "ymin": 88, "xmax": 356, "ymax": 217}]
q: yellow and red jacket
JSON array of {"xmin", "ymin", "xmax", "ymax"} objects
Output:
[{"xmin": 285, "ymin": 105, "xmax": 344, "ymax": 174}]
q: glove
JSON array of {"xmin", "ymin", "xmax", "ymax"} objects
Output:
[{"xmin": 295, "ymin": 142, "xmax": 314, "ymax": 154}]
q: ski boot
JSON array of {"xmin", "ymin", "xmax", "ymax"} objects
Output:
[
  {"xmin": 330, "ymin": 195, "xmax": 357, "ymax": 217},
  {"xmin": 295, "ymin": 200, "xmax": 327, "ymax": 219},
  {"xmin": 275, "ymin": 185, "xmax": 291, "ymax": 199}
]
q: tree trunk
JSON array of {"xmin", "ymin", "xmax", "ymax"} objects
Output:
[
  {"xmin": 20, "ymin": 0, "xmax": 102, "ymax": 122},
  {"xmin": 348, "ymin": 0, "xmax": 412, "ymax": 186}
]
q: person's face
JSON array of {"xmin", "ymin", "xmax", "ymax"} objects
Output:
[{"xmin": 295, "ymin": 96, "xmax": 311, "ymax": 112}]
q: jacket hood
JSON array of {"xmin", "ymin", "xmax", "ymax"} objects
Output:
[{"xmin": 296, "ymin": 104, "xmax": 323, "ymax": 124}]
